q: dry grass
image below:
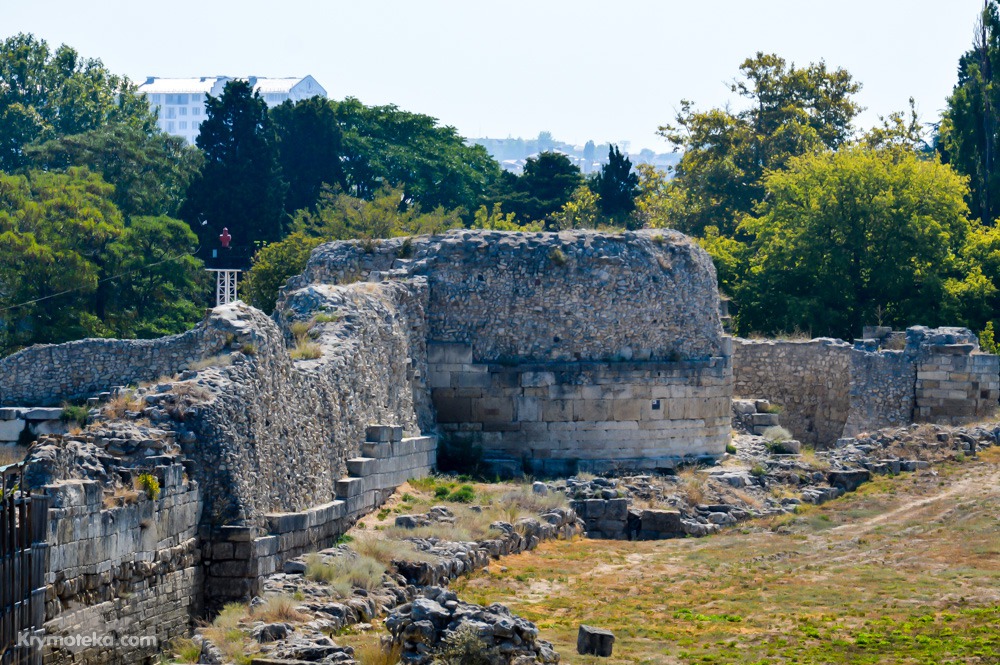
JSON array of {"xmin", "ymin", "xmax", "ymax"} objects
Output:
[
  {"xmin": 252, "ymin": 595, "xmax": 309, "ymax": 623},
  {"xmin": 102, "ymin": 488, "xmax": 140, "ymax": 510},
  {"xmin": 166, "ymin": 637, "xmax": 202, "ymax": 663},
  {"xmin": 188, "ymin": 354, "xmax": 233, "ymax": 371},
  {"xmin": 290, "ymin": 339, "xmax": 322, "ymax": 360},
  {"xmin": 450, "ymin": 453, "xmax": 1000, "ymax": 664},
  {"xmin": 201, "ymin": 603, "xmax": 257, "ymax": 665},
  {"xmin": 289, "ymin": 320, "xmax": 323, "ymax": 360},
  {"xmin": 351, "ymin": 532, "xmax": 442, "ymax": 567},
  {"xmin": 353, "ymin": 634, "xmax": 402, "ymax": 665},
  {"xmin": 104, "ymin": 390, "xmax": 145, "ymax": 419},
  {"xmin": 304, "ymin": 552, "xmax": 386, "ymax": 594},
  {"xmin": 676, "ymin": 466, "xmax": 708, "ymax": 505},
  {"xmin": 0, "ymin": 445, "xmax": 28, "ymax": 467}
]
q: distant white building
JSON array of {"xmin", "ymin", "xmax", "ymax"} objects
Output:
[{"xmin": 136, "ymin": 75, "xmax": 327, "ymax": 144}]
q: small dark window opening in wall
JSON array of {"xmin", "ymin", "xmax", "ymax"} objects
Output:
[
  {"xmin": 651, "ymin": 399, "xmax": 661, "ymax": 410},
  {"xmin": 477, "ymin": 274, "xmax": 485, "ymax": 282},
  {"xmin": 553, "ymin": 336, "xmax": 561, "ymax": 343},
  {"xmin": 535, "ymin": 278, "xmax": 541, "ymax": 286}
]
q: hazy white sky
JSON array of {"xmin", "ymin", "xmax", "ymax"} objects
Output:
[{"xmin": 0, "ymin": 1, "xmax": 987, "ymax": 150}]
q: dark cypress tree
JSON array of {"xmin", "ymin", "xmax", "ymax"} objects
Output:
[
  {"xmin": 591, "ymin": 145, "xmax": 639, "ymax": 220},
  {"xmin": 181, "ymin": 80, "xmax": 287, "ymax": 252}
]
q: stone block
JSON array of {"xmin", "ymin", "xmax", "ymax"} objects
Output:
[
  {"xmin": 574, "ymin": 399, "xmax": 612, "ymax": 422},
  {"xmin": 473, "ymin": 397, "xmax": 514, "ymax": 423},
  {"xmin": 427, "ymin": 342, "xmax": 473, "ymax": 364},
  {"xmin": 265, "ymin": 512, "xmax": 308, "ymax": 535},
  {"xmin": 433, "ymin": 396, "xmax": 473, "ymax": 423},
  {"xmin": 0, "ymin": 420, "xmax": 26, "ymax": 442},
  {"xmin": 578, "ymin": 625, "xmax": 615, "ymax": 657},
  {"xmin": 347, "ymin": 457, "xmax": 378, "ymax": 477},
  {"xmin": 362, "ymin": 442, "xmax": 393, "ymax": 459},
  {"xmin": 639, "ymin": 509, "xmax": 682, "ymax": 534},
  {"xmin": 541, "ymin": 400, "xmax": 573, "ymax": 422},
  {"xmin": 521, "ymin": 371, "xmax": 556, "ymax": 388}
]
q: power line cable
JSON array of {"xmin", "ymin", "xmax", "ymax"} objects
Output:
[{"xmin": 0, "ymin": 245, "xmax": 201, "ymax": 314}]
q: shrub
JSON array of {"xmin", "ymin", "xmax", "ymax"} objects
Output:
[
  {"xmin": 290, "ymin": 340, "xmax": 322, "ymax": 360},
  {"xmin": 314, "ymin": 311, "xmax": 340, "ymax": 324},
  {"xmin": 135, "ymin": 473, "xmax": 160, "ymax": 500},
  {"xmin": 434, "ymin": 486, "xmax": 450, "ymax": 499},
  {"xmin": 447, "ymin": 484, "xmax": 476, "ymax": 503},
  {"xmin": 304, "ymin": 552, "xmax": 386, "ymax": 593},
  {"xmin": 432, "ymin": 623, "xmax": 503, "ymax": 665},
  {"xmin": 763, "ymin": 426, "xmax": 792, "ymax": 443},
  {"xmin": 726, "ymin": 442, "xmax": 737, "ymax": 455},
  {"xmin": 549, "ymin": 248, "xmax": 568, "ymax": 266},
  {"xmin": 750, "ymin": 464, "xmax": 768, "ymax": 477},
  {"xmin": 168, "ymin": 637, "xmax": 202, "ymax": 663},
  {"xmin": 356, "ymin": 639, "xmax": 402, "ymax": 665},
  {"xmin": 60, "ymin": 404, "xmax": 89, "ymax": 427},
  {"xmin": 240, "ymin": 342, "xmax": 257, "ymax": 356}
]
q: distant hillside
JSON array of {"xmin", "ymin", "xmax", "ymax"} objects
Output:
[{"xmin": 469, "ymin": 132, "xmax": 679, "ymax": 175}]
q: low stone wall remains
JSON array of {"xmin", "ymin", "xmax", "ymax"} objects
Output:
[
  {"xmin": 39, "ymin": 464, "xmax": 201, "ymax": 664},
  {"xmin": 732, "ymin": 338, "xmax": 852, "ymax": 445},
  {"xmin": 204, "ymin": 428, "xmax": 436, "ymax": 606},
  {"xmin": 0, "ymin": 323, "xmax": 230, "ymax": 407}
]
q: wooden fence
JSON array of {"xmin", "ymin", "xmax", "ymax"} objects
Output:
[{"xmin": 0, "ymin": 462, "xmax": 48, "ymax": 665}]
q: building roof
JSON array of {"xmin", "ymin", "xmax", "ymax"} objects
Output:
[
  {"xmin": 136, "ymin": 77, "xmax": 229, "ymax": 94},
  {"xmin": 137, "ymin": 75, "xmax": 326, "ymax": 98}
]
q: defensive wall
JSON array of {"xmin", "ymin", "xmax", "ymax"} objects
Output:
[
  {"xmin": 733, "ymin": 326, "xmax": 1000, "ymax": 446},
  {"xmin": 5, "ymin": 229, "xmax": 999, "ymax": 662}
]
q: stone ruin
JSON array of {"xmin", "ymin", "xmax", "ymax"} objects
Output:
[{"xmin": 0, "ymin": 229, "xmax": 997, "ymax": 663}]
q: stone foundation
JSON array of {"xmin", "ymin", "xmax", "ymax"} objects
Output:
[
  {"xmin": 39, "ymin": 465, "xmax": 201, "ymax": 664},
  {"xmin": 429, "ymin": 343, "xmax": 732, "ymax": 476}
]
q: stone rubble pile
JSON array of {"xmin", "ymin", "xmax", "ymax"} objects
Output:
[{"xmin": 386, "ymin": 587, "xmax": 559, "ymax": 664}]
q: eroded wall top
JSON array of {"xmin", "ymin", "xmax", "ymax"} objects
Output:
[{"xmin": 289, "ymin": 230, "xmax": 726, "ymax": 363}]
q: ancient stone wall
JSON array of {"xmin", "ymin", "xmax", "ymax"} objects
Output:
[
  {"xmin": 0, "ymin": 322, "xmax": 230, "ymax": 407},
  {"xmin": 915, "ymin": 349, "xmax": 1000, "ymax": 425},
  {"xmin": 293, "ymin": 230, "xmax": 726, "ymax": 362},
  {"xmin": 39, "ymin": 465, "xmax": 201, "ymax": 664},
  {"xmin": 842, "ymin": 351, "xmax": 916, "ymax": 437},
  {"xmin": 732, "ymin": 339, "xmax": 853, "ymax": 445},
  {"xmin": 185, "ymin": 283, "xmax": 430, "ymax": 529},
  {"xmin": 429, "ymin": 343, "xmax": 732, "ymax": 476},
  {"xmin": 735, "ymin": 327, "xmax": 1000, "ymax": 444}
]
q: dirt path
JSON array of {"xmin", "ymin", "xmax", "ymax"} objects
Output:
[{"xmin": 830, "ymin": 462, "xmax": 1000, "ymax": 536}]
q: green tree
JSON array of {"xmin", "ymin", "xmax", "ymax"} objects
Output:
[
  {"xmin": 0, "ymin": 169, "xmax": 205, "ymax": 353},
  {"xmin": 0, "ymin": 33, "xmax": 156, "ymax": 172},
  {"xmin": 243, "ymin": 186, "xmax": 463, "ymax": 311},
  {"xmin": 659, "ymin": 52, "xmax": 862, "ymax": 237},
  {"xmin": 105, "ymin": 216, "xmax": 206, "ymax": 337},
  {"xmin": 271, "ymin": 97, "xmax": 346, "ymax": 214},
  {"xmin": 181, "ymin": 80, "xmax": 287, "ymax": 249},
  {"xmin": 939, "ymin": 1, "xmax": 1000, "ymax": 224},
  {"xmin": 552, "ymin": 186, "xmax": 602, "ymax": 230},
  {"xmin": 332, "ymin": 97, "xmax": 500, "ymax": 213},
  {"xmin": 241, "ymin": 232, "xmax": 323, "ymax": 312},
  {"xmin": 738, "ymin": 148, "xmax": 974, "ymax": 337},
  {"xmin": 496, "ymin": 152, "xmax": 583, "ymax": 229},
  {"xmin": 470, "ymin": 202, "xmax": 540, "ymax": 231},
  {"xmin": 590, "ymin": 144, "xmax": 639, "ymax": 222},
  {"xmin": 24, "ymin": 124, "xmax": 202, "ymax": 220}
]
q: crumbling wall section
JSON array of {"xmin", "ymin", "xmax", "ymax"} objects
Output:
[
  {"xmin": 0, "ymin": 321, "xmax": 230, "ymax": 407},
  {"xmin": 732, "ymin": 338, "xmax": 853, "ymax": 445},
  {"xmin": 185, "ymin": 282, "xmax": 430, "ymax": 529}
]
